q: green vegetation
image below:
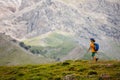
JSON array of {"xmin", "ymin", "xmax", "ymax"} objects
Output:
[
  {"xmin": 0, "ymin": 34, "xmax": 52, "ymax": 65},
  {"xmin": 0, "ymin": 60, "xmax": 120, "ymax": 80},
  {"xmin": 24, "ymin": 32, "xmax": 77, "ymax": 60}
]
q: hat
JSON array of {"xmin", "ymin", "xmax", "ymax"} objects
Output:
[{"xmin": 90, "ymin": 38, "xmax": 95, "ymax": 42}]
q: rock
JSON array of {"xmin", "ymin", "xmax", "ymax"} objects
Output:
[
  {"xmin": 63, "ymin": 74, "xmax": 76, "ymax": 80},
  {"xmin": 99, "ymin": 74, "xmax": 111, "ymax": 80}
]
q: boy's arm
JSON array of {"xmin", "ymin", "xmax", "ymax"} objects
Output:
[{"xmin": 87, "ymin": 47, "xmax": 90, "ymax": 53}]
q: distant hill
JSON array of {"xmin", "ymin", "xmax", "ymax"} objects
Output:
[
  {"xmin": 0, "ymin": 33, "xmax": 53, "ymax": 66},
  {"xmin": 0, "ymin": 60, "xmax": 120, "ymax": 80},
  {"xmin": 23, "ymin": 31, "xmax": 87, "ymax": 61}
]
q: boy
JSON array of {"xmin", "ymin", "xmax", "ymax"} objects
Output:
[{"xmin": 88, "ymin": 38, "xmax": 98, "ymax": 62}]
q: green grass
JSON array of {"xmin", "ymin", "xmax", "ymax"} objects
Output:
[
  {"xmin": 23, "ymin": 32, "xmax": 77, "ymax": 60},
  {"xmin": 0, "ymin": 60, "xmax": 120, "ymax": 80}
]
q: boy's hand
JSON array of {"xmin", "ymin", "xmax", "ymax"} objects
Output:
[{"xmin": 87, "ymin": 47, "xmax": 90, "ymax": 53}]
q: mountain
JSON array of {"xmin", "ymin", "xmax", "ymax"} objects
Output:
[
  {"xmin": 0, "ymin": 33, "xmax": 53, "ymax": 65},
  {"xmin": 0, "ymin": 0, "xmax": 120, "ymax": 60}
]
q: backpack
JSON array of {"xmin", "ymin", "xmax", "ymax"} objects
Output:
[{"xmin": 94, "ymin": 43, "xmax": 99, "ymax": 51}]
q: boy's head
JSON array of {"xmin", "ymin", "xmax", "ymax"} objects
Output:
[{"xmin": 90, "ymin": 38, "xmax": 95, "ymax": 42}]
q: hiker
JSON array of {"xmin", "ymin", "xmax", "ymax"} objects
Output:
[{"xmin": 88, "ymin": 38, "xmax": 99, "ymax": 62}]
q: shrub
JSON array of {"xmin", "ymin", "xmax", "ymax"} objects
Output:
[
  {"xmin": 88, "ymin": 71, "xmax": 98, "ymax": 75},
  {"xmin": 11, "ymin": 39, "xmax": 17, "ymax": 43},
  {"xmin": 30, "ymin": 50, "xmax": 36, "ymax": 54},
  {"xmin": 68, "ymin": 67, "xmax": 76, "ymax": 71},
  {"xmin": 78, "ymin": 68, "xmax": 87, "ymax": 72},
  {"xmin": 62, "ymin": 62, "xmax": 70, "ymax": 66},
  {"xmin": 19, "ymin": 42, "xmax": 25, "ymax": 47},
  {"xmin": 18, "ymin": 73, "xmax": 25, "ymax": 76},
  {"xmin": 19, "ymin": 42, "xmax": 31, "ymax": 50}
]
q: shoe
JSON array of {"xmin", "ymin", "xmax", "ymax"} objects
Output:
[{"xmin": 96, "ymin": 58, "xmax": 99, "ymax": 62}]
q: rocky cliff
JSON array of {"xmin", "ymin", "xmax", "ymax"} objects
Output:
[{"xmin": 0, "ymin": 0, "xmax": 120, "ymax": 59}]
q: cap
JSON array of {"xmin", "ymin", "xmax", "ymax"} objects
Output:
[{"xmin": 90, "ymin": 38, "xmax": 95, "ymax": 42}]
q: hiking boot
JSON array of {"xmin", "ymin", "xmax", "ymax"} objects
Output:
[{"xmin": 96, "ymin": 58, "xmax": 99, "ymax": 62}]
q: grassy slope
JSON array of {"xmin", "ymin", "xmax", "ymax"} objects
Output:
[
  {"xmin": 0, "ymin": 60, "xmax": 120, "ymax": 80},
  {"xmin": 0, "ymin": 34, "xmax": 52, "ymax": 65},
  {"xmin": 24, "ymin": 32, "xmax": 77, "ymax": 60}
]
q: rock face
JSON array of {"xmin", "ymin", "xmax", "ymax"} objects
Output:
[{"xmin": 0, "ymin": 0, "xmax": 120, "ymax": 59}]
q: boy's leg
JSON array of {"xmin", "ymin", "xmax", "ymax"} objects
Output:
[
  {"xmin": 92, "ymin": 52, "xmax": 95, "ymax": 60},
  {"xmin": 92, "ymin": 52, "xmax": 97, "ymax": 62}
]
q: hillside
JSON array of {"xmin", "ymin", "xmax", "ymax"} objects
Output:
[
  {"xmin": 0, "ymin": 0, "xmax": 120, "ymax": 60},
  {"xmin": 0, "ymin": 60, "xmax": 120, "ymax": 80},
  {"xmin": 23, "ymin": 31, "xmax": 87, "ymax": 61},
  {"xmin": 0, "ymin": 33, "xmax": 53, "ymax": 65}
]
